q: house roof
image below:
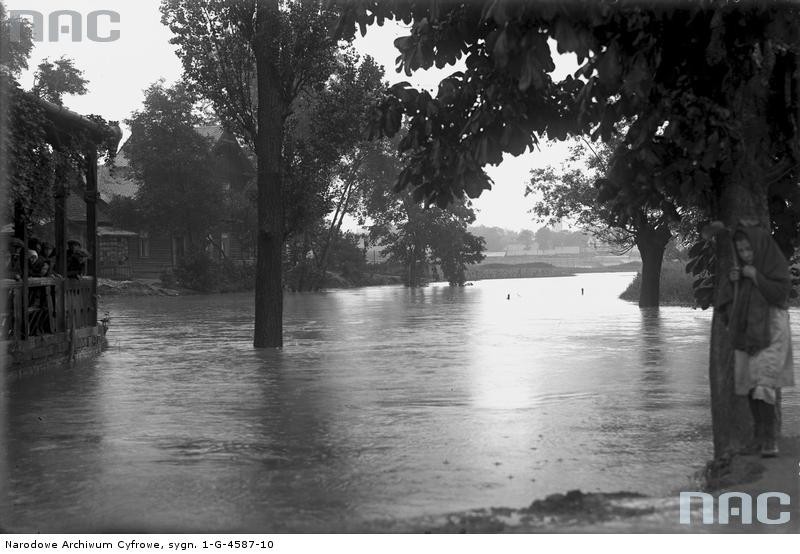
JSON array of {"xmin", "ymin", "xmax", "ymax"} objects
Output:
[
  {"xmin": 98, "ymin": 226, "xmax": 138, "ymax": 237},
  {"xmin": 67, "ymin": 194, "xmax": 113, "ymax": 225},
  {"xmin": 98, "ymin": 124, "xmax": 247, "ymax": 202},
  {"xmin": 195, "ymin": 125, "xmax": 225, "ymax": 143},
  {"xmin": 113, "ymin": 139, "xmax": 132, "ymax": 168},
  {"xmin": 98, "ymin": 165, "xmax": 138, "ymax": 201},
  {"xmin": 22, "ymin": 90, "xmax": 122, "ymax": 149}
]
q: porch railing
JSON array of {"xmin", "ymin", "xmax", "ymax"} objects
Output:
[{"xmin": 2, "ymin": 277, "xmax": 96, "ymax": 340}]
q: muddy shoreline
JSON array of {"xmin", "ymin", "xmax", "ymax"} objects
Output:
[{"xmin": 378, "ymin": 436, "xmax": 799, "ymax": 533}]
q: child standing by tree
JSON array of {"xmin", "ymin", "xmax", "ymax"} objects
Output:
[{"xmin": 719, "ymin": 224, "xmax": 795, "ymax": 457}]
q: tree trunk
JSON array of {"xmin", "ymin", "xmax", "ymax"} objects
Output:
[
  {"xmin": 315, "ymin": 159, "xmax": 363, "ymax": 286},
  {"xmin": 709, "ymin": 57, "xmax": 774, "ymax": 457},
  {"xmin": 709, "ymin": 181, "xmax": 770, "ymax": 458},
  {"xmin": 253, "ymin": 0, "xmax": 284, "ymax": 348},
  {"xmin": 407, "ymin": 244, "xmax": 417, "ymax": 287},
  {"xmin": 635, "ymin": 225, "xmax": 671, "ymax": 308}
]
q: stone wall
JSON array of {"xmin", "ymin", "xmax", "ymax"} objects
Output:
[{"xmin": 5, "ymin": 326, "xmax": 106, "ymax": 381}]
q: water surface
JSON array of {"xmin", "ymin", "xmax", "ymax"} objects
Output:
[{"xmin": 2, "ymin": 272, "xmax": 798, "ymax": 531}]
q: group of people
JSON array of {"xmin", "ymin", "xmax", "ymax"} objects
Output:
[
  {"xmin": 4, "ymin": 237, "xmax": 89, "ymax": 280},
  {"xmin": 3, "ymin": 237, "xmax": 91, "ymax": 338}
]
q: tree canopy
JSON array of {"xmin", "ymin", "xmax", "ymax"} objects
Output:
[
  {"xmin": 332, "ymin": 1, "xmax": 800, "ymax": 222},
  {"xmin": 0, "ymin": 3, "xmax": 32, "ymax": 78},
  {"xmin": 161, "ymin": 0, "xmax": 341, "ymax": 149},
  {"xmin": 32, "ymin": 57, "xmax": 89, "ymax": 106},
  {"xmin": 1, "ymin": 6, "xmax": 118, "ymax": 227},
  {"xmin": 364, "ymin": 139, "xmax": 485, "ymax": 286},
  {"xmin": 161, "ymin": 0, "xmax": 358, "ymax": 346},
  {"xmin": 123, "ymin": 80, "xmax": 227, "ymax": 247}
]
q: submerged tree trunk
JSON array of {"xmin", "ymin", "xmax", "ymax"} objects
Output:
[
  {"xmin": 253, "ymin": 0, "xmax": 285, "ymax": 348},
  {"xmin": 635, "ymin": 225, "xmax": 671, "ymax": 308},
  {"xmin": 407, "ymin": 243, "xmax": 417, "ymax": 287}
]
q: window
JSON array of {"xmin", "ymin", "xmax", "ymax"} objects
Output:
[
  {"xmin": 138, "ymin": 231, "xmax": 150, "ymax": 258},
  {"xmin": 173, "ymin": 235, "xmax": 186, "ymax": 266},
  {"xmin": 221, "ymin": 233, "xmax": 231, "ymax": 256}
]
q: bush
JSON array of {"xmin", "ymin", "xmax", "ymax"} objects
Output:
[
  {"xmin": 619, "ymin": 261, "xmax": 695, "ymax": 306},
  {"xmin": 174, "ymin": 251, "xmax": 255, "ymax": 293},
  {"xmin": 159, "ymin": 269, "xmax": 177, "ymax": 289},
  {"xmin": 621, "ymin": 260, "xmax": 800, "ymax": 307}
]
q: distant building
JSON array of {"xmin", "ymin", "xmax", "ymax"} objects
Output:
[{"xmin": 504, "ymin": 243, "xmax": 530, "ymax": 256}]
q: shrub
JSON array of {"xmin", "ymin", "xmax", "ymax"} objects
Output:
[
  {"xmin": 621, "ymin": 259, "xmax": 800, "ymax": 307},
  {"xmin": 174, "ymin": 251, "xmax": 254, "ymax": 293},
  {"xmin": 619, "ymin": 261, "xmax": 695, "ymax": 306},
  {"xmin": 159, "ymin": 269, "xmax": 177, "ymax": 289}
]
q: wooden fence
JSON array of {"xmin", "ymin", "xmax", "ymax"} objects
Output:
[{"xmin": 2, "ymin": 277, "xmax": 96, "ymax": 340}]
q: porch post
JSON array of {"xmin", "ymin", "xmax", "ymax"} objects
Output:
[
  {"xmin": 54, "ymin": 174, "xmax": 67, "ymax": 332},
  {"xmin": 20, "ymin": 213, "xmax": 29, "ymax": 339},
  {"xmin": 85, "ymin": 149, "xmax": 98, "ymax": 327}
]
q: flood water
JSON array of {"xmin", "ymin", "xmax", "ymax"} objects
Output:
[{"xmin": 2, "ymin": 272, "xmax": 799, "ymax": 532}]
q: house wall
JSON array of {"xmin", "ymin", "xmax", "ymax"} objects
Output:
[
  {"xmin": 98, "ymin": 236, "xmax": 133, "ymax": 279},
  {"xmin": 219, "ymin": 233, "xmax": 253, "ymax": 262},
  {"xmin": 128, "ymin": 234, "xmax": 175, "ymax": 279},
  {"xmin": 118, "ymin": 231, "xmax": 253, "ymax": 280}
]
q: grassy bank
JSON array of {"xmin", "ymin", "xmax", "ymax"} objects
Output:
[
  {"xmin": 573, "ymin": 261, "xmax": 642, "ymax": 273},
  {"xmin": 465, "ymin": 262, "xmax": 574, "ymax": 281},
  {"xmin": 618, "ymin": 261, "xmax": 696, "ymax": 306},
  {"xmin": 98, "ymin": 270, "xmax": 403, "ymax": 297}
]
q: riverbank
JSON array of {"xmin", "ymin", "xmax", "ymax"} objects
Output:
[
  {"xmin": 97, "ymin": 272, "xmax": 403, "ymax": 297},
  {"xmin": 619, "ymin": 261, "xmax": 800, "ymax": 308},
  {"xmin": 367, "ymin": 436, "xmax": 799, "ymax": 533},
  {"xmin": 97, "ymin": 278, "xmax": 187, "ymax": 297},
  {"xmin": 465, "ymin": 261, "xmax": 641, "ymax": 282},
  {"xmin": 99, "ymin": 263, "xmax": 644, "ymax": 296},
  {"xmin": 618, "ymin": 261, "xmax": 696, "ymax": 307},
  {"xmin": 1, "ymin": 439, "xmax": 795, "ymax": 533}
]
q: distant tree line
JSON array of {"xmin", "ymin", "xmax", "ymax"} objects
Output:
[{"xmin": 468, "ymin": 225, "xmax": 591, "ymax": 253}]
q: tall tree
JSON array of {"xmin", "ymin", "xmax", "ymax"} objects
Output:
[
  {"xmin": 161, "ymin": 0, "xmax": 344, "ymax": 347},
  {"xmin": 0, "ymin": 3, "xmax": 33, "ymax": 79},
  {"xmin": 333, "ymin": 1, "xmax": 800, "ymax": 457},
  {"xmin": 306, "ymin": 54, "xmax": 387, "ymax": 287},
  {"xmin": 1, "ymin": 3, "xmax": 35, "ymax": 230},
  {"xmin": 124, "ymin": 80, "xmax": 225, "ymax": 248},
  {"xmin": 517, "ymin": 229, "xmax": 535, "ymax": 250},
  {"xmin": 32, "ymin": 57, "xmax": 88, "ymax": 105},
  {"xmin": 529, "ymin": 139, "xmax": 681, "ymax": 307},
  {"xmin": 365, "ymin": 148, "xmax": 485, "ymax": 287},
  {"xmin": 283, "ymin": 52, "xmax": 388, "ymax": 290},
  {"xmin": 2, "ymin": 10, "xmax": 116, "ymax": 229},
  {"xmin": 429, "ymin": 209, "xmax": 486, "ymax": 286}
]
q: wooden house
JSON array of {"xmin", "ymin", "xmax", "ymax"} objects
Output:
[{"xmin": 97, "ymin": 125, "xmax": 255, "ymax": 279}]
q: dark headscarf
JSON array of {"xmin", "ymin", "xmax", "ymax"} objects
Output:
[{"xmin": 715, "ymin": 224, "xmax": 791, "ymax": 354}]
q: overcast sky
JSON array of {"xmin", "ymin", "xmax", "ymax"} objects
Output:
[{"xmin": 7, "ymin": 0, "xmax": 580, "ymax": 231}]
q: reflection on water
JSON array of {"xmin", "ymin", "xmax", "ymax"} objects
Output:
[{"xmin": 1, "ymin": 272, "xmax": 798, "ymax": 531}]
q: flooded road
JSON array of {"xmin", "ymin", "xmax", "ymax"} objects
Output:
[{"xmin": 2, "ymin": 272, "xmax": 798, "ymax": 531}]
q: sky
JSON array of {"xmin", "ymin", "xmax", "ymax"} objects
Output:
[{"xmin": 7, "ymin": 0, "xmax": 580, "ymax": 231}]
